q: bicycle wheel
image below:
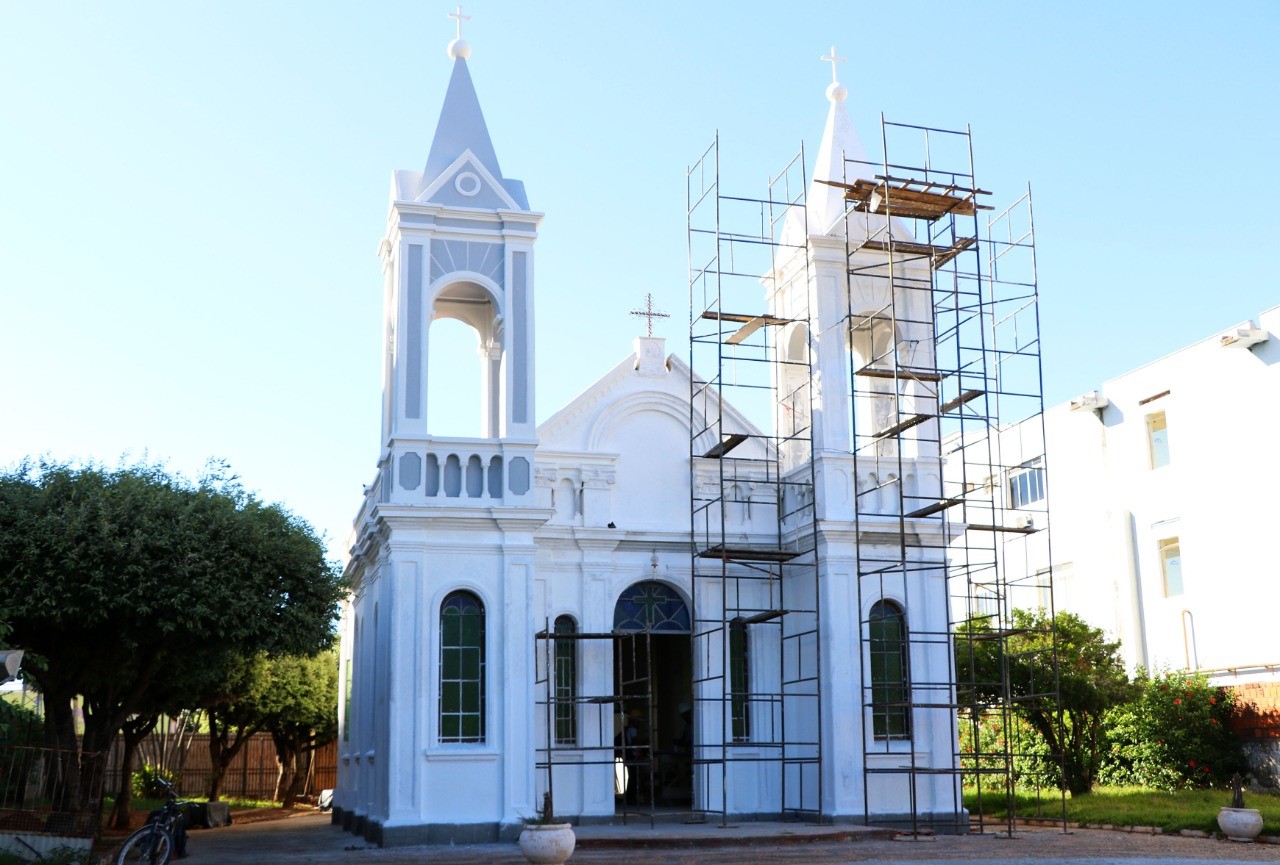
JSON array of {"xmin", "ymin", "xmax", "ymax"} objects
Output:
[{"xmin": 116, "ymin": 824, "xmax": 173, "ymax": 865}]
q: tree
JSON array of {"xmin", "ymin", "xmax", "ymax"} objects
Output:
[
  {"xmin": 205, "ymin": 653, "xmax": 273, "ymax": 801},
  {"xmin": 109, "ymin": 647, "xmax": 247, "ymax": 826},
  {"xmin": 0, "ymin": 458, "xmax": 345, "ymax": 813},
  {"xmin": 957, "ymin": 608, "xmax": 1135, "ymax": 796},
  {"xmin": 260, "ymin": 650, "xmax": 339, "ymax": 808}
]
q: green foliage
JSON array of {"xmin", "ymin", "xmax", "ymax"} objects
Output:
[
  {"xmin": 130, "ymin": 763, "xmax": 171, "ymax": 798},
  {"xmin": 0, "ymin": 458, "xmax": 346, "ymax": 767},
  {"xmin": 963, "ymin": 785, "xmax": 1280, "ymax": 835},
  {"xmin": 0, "ymin": 846, "xmax": 92, "ymax": 865},
  {"xmin": 957, "ymin": 609, "xmax": 1135, "ymax": 795},
  {"xmin": 0, "ymin": 457, "xmax": 346, "ymax": 818},
  {"xmin": 260, "ymin": 650, "xmax": 339, "ymax": 742},
  {"xmin": 959, "ymin": 710, "xmax": 1060, "ymax": 794},
  {"xmin": 1099, "ymin": 669, "xmax": 1244, "ymax": 791},
  {"xmin": 0, "ymin": 698, "xmax": 41, "ymax": 746}
]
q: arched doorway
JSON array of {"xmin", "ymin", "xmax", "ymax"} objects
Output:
[{"xmin": 612, "ymin": 581, "xmax": 693, "ymax": 811}]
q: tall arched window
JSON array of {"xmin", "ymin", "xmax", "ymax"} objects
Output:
[
  {"xmin": 868, "ymin": 601, "xmax": 911, "ymax": 740},
  {"xmin": 440, "ymin": 591, "xmax": 485, "ymax": 743},
  {"xmin": 553, "ymin": 615, "xmax": 577, "ymax": 746},
  {"xmin": 729, "ymin": 617, "xmax": 750, "ymax": 742}
]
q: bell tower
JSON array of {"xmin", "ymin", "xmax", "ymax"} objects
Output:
[
  {"xmin": 379, "ymin": 28, "xmax": 541, "ymax": 454},
  {"xmin": 337, "ymin": 17, "xmax": 549, "ymax": 847}
]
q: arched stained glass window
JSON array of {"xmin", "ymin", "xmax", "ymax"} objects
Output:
[
  {"xmin": 613, "ymin": 581, "xmax": 691, "ymax": 633},
  {"xmin": 553, "ymin": 615, "xmax": 577, "ymax": 746},
  {"xmin": 729, "ymin": 617, "xmax": 750, "ymax": 742},
  {"xmin": 440, "ymin": 591, "xmax": 485, "ymax": 743},
  {"xmin": 869, "ymin": 601, "xmax": 911, "ymax": 740}
]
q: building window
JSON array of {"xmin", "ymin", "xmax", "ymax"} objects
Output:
[
  {"xmin": 1008, "ymin": 459, "xmax": 1046, "ymax": 509},
  {"xmin": 729, "ymin": 617, "xmax": 750, "ymax": 742},
  {"xmin": 1159, "ymin": 538, "xmax": 1183, "ymax": 597},
  {"xmin": 553, "ymin": 615, "xmax": 577, "ymax": 746},
  {"xmin": 344, "ymin": 617, "xmax": 357, "ymax": 743},
  {"xmin": 869, "ymin": 601, "xmax": 911, "ymax": 740},
  {"xmin": 613, "ymin": 581, "xmax": 691, "ymax": 633},
  {"xmin": 1146, "ymin": 411, "xmax": 1170, "ymax": 468},
  {"xmin": 440, "ymin": 591, "xmax": 485, "ymax": 743}
]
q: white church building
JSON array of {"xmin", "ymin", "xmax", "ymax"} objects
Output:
[{"xmin": 333, "ymin": 26, "xmax": 1039, "ymax": 845}]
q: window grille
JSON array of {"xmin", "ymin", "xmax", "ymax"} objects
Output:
[{"xmin": 440, "ymin": 591, "xmax": 485, "ymax": 743}]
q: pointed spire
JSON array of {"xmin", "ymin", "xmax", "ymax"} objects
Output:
[
  {"xmin": 807, "ymin": 45, "xmax": 878, "ymax": 236},
  {"xmin": 419, "ymin": 9, "xmax": 505, "ymax": 195}
]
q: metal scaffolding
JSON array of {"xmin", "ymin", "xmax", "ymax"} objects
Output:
[
  {"xmin": 833, "ymin": 116, "xmax": 1063, "ymax": 834},
  {"xmin": 533, "ymin": 113, "xmax": 1062, "ymax": 835},
  {"xmin": 687, "ymin": 136, "xmax": 823, "ymax": 824}
]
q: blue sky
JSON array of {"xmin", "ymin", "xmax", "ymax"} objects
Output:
[{"xmin": 2, "ymin": 2, "xmax": 1277, "ymax": 559}]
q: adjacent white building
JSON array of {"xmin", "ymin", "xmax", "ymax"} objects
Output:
[{"xmin": 969, "ymin": 308, "xmax": 1280, "ymax": 784}]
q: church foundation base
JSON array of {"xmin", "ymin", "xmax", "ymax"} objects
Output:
[
  {"xmin": 358, "ymin": 820, "xmax": 520, "ymax": 847},
  {"xmin": 858, "ymin": 811, "xmax": 970, "ymax": 836}
]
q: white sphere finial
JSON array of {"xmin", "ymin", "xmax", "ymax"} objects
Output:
[
  {"xmin": 821, "ymin": 45, "xmax": 848, "ymax": 102},
  {"xmin": 447, "ymin": 5, "xmax": 472, "ymax": 59}
]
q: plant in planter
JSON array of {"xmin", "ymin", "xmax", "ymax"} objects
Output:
[
  {"xmin": 518, "ymin": 791, "xmax": 576, "ymax": 864},
  {"xmin": 1217, "ymin": 773, "xmax": 1264, "ymax": 842}
]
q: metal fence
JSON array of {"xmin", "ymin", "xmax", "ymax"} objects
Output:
[{"xmin": 0, "ymin": 745, "xmax": 106, "ymax": 841}]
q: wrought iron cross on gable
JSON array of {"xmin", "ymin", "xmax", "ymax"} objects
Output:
[{"xmin": 629, "ymin": 293, "xmax": 670, "ymax": 337}]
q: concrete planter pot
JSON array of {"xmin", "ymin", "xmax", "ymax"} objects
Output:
[
  {"xmin": 1218, "ymin": 807, "xmax": 1264, "ymax": 842},
  {"xmin": 518, "ymin": 822, "xmax": 575, "ymax": 864}
]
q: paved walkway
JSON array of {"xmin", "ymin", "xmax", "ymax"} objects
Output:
[{"xmin": 163, "ymin": 812, "xmax": 1280, "ymax": 865}]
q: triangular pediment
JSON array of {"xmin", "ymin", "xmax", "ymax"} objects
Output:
[
  {"xmin": 538, "ymin": 351, "xmax": 767, "ymax": 460},
  {"xmin": 417, "ymin": 150, "xmax": 520, "ymax": 211}
]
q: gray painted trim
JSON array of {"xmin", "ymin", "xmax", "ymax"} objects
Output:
[
  {"xmin": 512, "ymin": 251, "xmax": 528, "ymax": 423},
  {"xmin": 399, "ymin": 452, "xmax": 422, "ymax": 491},
  {"xmin": 425, "ymin": 453, "xmax": 440, "ymax": 497},
  {"xmin": 502, "ymin": 178, "xmax": 530, "ymax": 210},
  {"xmin": 509, "ymin": 457, "xmax": 530, "ymax": 495},
  {"xmin": 421, "ymin": 58, "xmax": 504, "ymax": 188},
  {"xmin": 405, "ymin": 245, "xmax": 424, "ymax": 419},
  {"xmin": 430, "ymin": 239, "xmax": 504, "ymax": 286},
  {"xmin": 443, "ymin": 454, "xmax": 462, "ymax": 497},
  {"xmin": 486, "ymin": 455, "xmax": 503, "ymax": 498},
  {"xmin": 465, "ymin": 455, "xmax": 484, "ymax": 498},
  {"xmin": 428, "ymin": 173, "xmax": 513, "ymax": 210},
  {"xmin": 434, "ymin": 215, "xmax": 504, "ymax": 231},
  {"xmin": 487, "ymin": 356, "xmax": 500, "ymax": 436}
]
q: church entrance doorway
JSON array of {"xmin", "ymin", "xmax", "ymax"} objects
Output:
[{"xmin": 613, "ymin": 581, "xmax": 693, "ymax": 813}]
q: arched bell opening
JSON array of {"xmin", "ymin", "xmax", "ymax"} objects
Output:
[{"xmin": 427, "ymin": 279, "xmax": 504, "ymax": 438}]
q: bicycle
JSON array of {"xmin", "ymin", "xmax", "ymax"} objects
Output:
[{"xmin": 115, "ymin": 777, "xmax": 188, "ymax": 865}]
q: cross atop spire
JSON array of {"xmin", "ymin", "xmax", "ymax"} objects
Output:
[
  {"xmin": 821, "ymin": 46, "xmax": 847, "ymax": 84},
  {"xmin": 446, "ymin": 5, "xmax": 473, "ymax": 59},
  {"xmin": 630, "ymin": 293, "xmax": 670, "ymax": 337},
  {"xmin": 448, "ymin": 5, "xmax": 471, "ymax": 40}
]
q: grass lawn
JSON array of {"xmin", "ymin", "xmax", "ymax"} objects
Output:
[{"xmin": 964, "ymin": 785, "xmax": 1280, "ymax": 835}]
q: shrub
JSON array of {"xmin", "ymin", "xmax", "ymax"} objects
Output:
[
  {"xmin": 131, "ymin": 763, "xmax": 171, "ymax": 799},
  {"xmin": 0, "ymin": 847, "xmax": 91, "ymax": 865},
  {"xmin": 0, "ymin": 699, "xmax": 41, "ymax": 746},
  {"xmin": 960, "ymin": 709, "xmax": 1062, "ymax": 794},
  {"xmin": 1099, "ymin": 669, "xmax": 1244, "ymax": 791}
]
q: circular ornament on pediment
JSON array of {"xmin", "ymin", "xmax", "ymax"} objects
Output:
[{"xmin": 455, "ymin": 171, "xmax": 482, "ymax": 197}]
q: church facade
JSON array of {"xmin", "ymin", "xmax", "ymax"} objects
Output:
[{"xmin": 333, "ymin": 34, "xmax": 967, "ymax": 846}]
